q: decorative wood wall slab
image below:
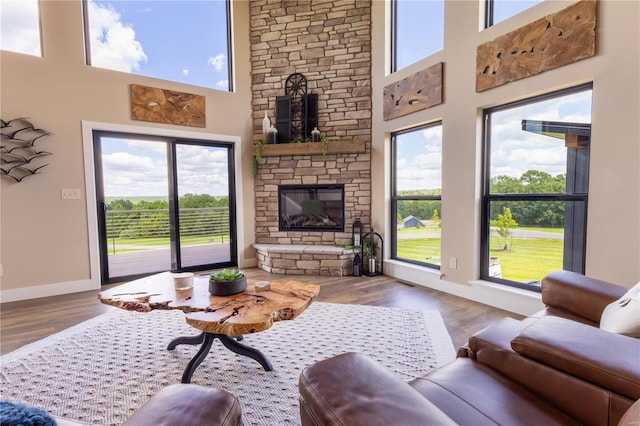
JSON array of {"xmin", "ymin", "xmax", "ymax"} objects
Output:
[
  {"xmin": 383, "ymin": 62, "xmax": 443, "ymax": 121},
  {"xmin": 130, "ymin": 84, "xmax": 205, "ymax": 127},
  {"xmin": 476, "ymin": 0, "xmax": 596, "ymax": 92}
]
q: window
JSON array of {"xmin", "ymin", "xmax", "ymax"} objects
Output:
[
  {"xmin": 485, "ymin": 0, "xmax": 542, "ymax": 27},
  {"xmin": 0, "ymin": 0, "xmax": 42, "ymax": 56},
  {"xmin": 93, "ymin": 132, "xmax": 237, "ymax": 283},
  {"xmin": 482, "ymin": 84, "xmax": 592, "ymax": 290},
  {"xmin": 391, "ymin": 122, "xmax": 442, "ymax": 268},
  {"xmin": 391, "ymin": 0, "xmax": 444, "ymax": 72},
  {"xmin": 83, "ymin": 0, "xmax": 232, "ymax": 91}
]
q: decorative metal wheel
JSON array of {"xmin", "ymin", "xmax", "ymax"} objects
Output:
[
  {"xmin": 285, "ymin": 73, "xmax": 307, "ymax": 98},
  {"xmin": 285, "ymin": 73, "xmax": 308, "ymax": 141}
]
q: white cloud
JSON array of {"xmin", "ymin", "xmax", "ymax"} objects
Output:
[
  {"xmin": 88, "ymin": 0, "xmax": 147, "ymax": 73},
  {"xmin": 396, "ymin": 126, "xmax": 443, "ymax": 191},
  {"xmin": 489, "ymin": 90, "xmax": 592, "ymax": 178},
  {"xmin": 207, "ymin": 53, "xmax": 226, "ymax": 72},
  {"xmin": 216, "ymin": 79, "xmax": 229, "ymax": 90},
  {"xmin": 102, "ymin": 143, "xmax": 229, "ymax": 197},
  {"xmin": 0, "ymin": 0, "xmax": 41, "ymax": 56},
  {"xmin": 102, "ymin": 151, "xmax": 168, "ymax": 196},
  {"xmin": 103, "ymin": 151, "xmax": 156, "ymax": 172},
  {"xmin": 182, "ymin": 69, "xmax": 189, "ymax": 75}
]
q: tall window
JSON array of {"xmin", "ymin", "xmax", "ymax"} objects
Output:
[
  {"xmin": 482, "ymin": 84, "xmax": 592, "ymax": 290},
  {"xmin": 83, "ymin": 0, "xmax": 232, "ymax": 91},
  {"xmin": 391, "ymin": 122, "xmax": 442, "ymax": 268},
  {"xmin": 0, "ymin": 0, "xmax": 42, "ymax": 57},
  {"xmin": 485, "ymin": 0, "xmax": 542, "ymax": 27},
  {"xmin": 391, "ymin": 0, "xmax": 444, "ymax": 72}
]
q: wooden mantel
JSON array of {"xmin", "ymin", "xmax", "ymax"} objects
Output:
[{"xmin": 254, "ymin": 139, "xmax": 365, "ymax": 157}]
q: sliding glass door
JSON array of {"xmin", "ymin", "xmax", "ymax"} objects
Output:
[{"xmin": 93, "ymin": 131, "xmax": 236, "ymax": 283}]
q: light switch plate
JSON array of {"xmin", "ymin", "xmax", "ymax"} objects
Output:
[{"xmin": 61, "ymin": 188, "xmax": 81, "ymax": 200}]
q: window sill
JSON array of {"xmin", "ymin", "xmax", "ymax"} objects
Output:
[
  {"xmin": 469, "ymin": 279, "xmax": 542, "ymax": 302},
  {"xmin": 384, "ymin": 260, "xmax": 544, "ymax": 315}
]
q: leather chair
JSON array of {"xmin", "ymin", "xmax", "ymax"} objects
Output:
[{"xmin": 299, "ymin": 271, "xmax": 640, "ymax": 425}]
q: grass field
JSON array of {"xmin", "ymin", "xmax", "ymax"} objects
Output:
[
  {"xmin": 107, "ymin": 234, "xmax": 230, "ymax": 254},
  {"xmin": 111, "ymin": 226, "xmax": 563, "ymax": 284},
  {"xmin": 397, "ymin": 236, "xmax": 563, "ymax": 283}
]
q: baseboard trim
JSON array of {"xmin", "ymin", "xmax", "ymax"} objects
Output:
[
  {"xmin": 384, "ymin": 260, "xmax": 543, "ymax": 316},
  {"xmin": 0, "ymin": 278, "xmax": 100, "ymax": 303}
]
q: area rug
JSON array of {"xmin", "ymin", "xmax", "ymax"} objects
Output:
[{"xmin": 0, "ymin": 302, "xmax": 455, "ymax": 425}]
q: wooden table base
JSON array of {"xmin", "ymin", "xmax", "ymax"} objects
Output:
[{"xmin": 167, "ymin": 332, "xmax": 273, "ymax": 383}]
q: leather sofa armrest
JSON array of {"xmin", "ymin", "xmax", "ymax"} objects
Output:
[
  {"xmin": 122, "ymin": 384, "xmax": 242, "ymax": 426},
  {"xmin": 541, "ymin": 270, "xmax": 627, "ymax": 323},
  {"xmin": 512, "ymin": 316, "xmax": 640, "ymax": 400},
  {"xmin": 299, "ymin": 352, "xmax": 456, "ymax": 426}
]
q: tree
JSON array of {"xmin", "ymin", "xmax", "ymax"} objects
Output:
[
  {"xmin": 432, "ymin": 208, "xmax": 441, "ymax": 230},
  {"xmin": 495, "ymin": 207, "xmax": 518, "ymax": 250},
  {"xmin": 107, "ymin": 199, "xmax": 134, "ymax": 210}
]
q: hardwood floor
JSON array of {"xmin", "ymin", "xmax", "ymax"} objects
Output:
[{"xmin": 0, "ymin": 268, "xmax": 523, "ymax": 355}]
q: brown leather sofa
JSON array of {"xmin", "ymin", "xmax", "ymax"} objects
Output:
[{"xmin": 299, "ymin": 271, "xmax": 640, "ymax": 425}]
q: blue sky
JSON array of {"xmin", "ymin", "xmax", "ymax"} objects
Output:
[{"xmin": 86, "ymin": 0, "xmax": 229, "ymax": 90}]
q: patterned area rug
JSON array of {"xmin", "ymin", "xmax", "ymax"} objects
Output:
[{"xmin": 0, "ymin": 302, "xmax": 455, "ymax": 425}]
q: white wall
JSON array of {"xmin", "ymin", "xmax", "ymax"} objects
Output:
[
  {"xmin": 371, "ymin": 0, "xmax": 640, "ymax": 315},
  {"xmin": 0, "ymin": 1, "xmax": 255, "ymax": 301}
]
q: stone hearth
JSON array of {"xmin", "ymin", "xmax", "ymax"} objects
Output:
[{"xmin": 254, "ymin": 244, "xmax": 355, "ymax": 276}]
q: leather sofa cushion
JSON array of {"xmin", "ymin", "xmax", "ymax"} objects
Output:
[
  {"xmin": 512, "ymin": 316, "xmax": 640, "ymax": 400},
  {"xmin": 469, "ymin": 317, "xmax": 634, "ymax": 426},
  {"xmin": 122, "ymin": 384, "xmax": 242, "ymax": 426},
  {"xmin": 410, "ymin": 358, "xmax": 580, "ymax": 426}
]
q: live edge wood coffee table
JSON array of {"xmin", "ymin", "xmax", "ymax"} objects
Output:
[{"xmin": 98, "ymin": 272, "xmax": 319, "ymax": 383}]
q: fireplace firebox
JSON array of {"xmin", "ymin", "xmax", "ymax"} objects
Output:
[{"xmin": 279, "ymin": 184, "xmax": 345, "ymax": 232}]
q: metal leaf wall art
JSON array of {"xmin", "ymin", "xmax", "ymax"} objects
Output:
[{"xmin": 1, "ymin": 118, "xmax": 52, "ymax": 182}]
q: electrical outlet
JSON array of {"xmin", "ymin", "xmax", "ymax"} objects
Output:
[
  {"xmin": 449, "ymin": 257, "xmax": 457, "ymax": 269},
  {"xmin": 61, "ymin": 188, "xmax": 81, "ymax": 200}
]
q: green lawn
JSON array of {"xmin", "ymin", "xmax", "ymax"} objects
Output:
[
  {"xmin": 396, "ymin": 238, "xmax": 442, "ymax": 263},
  {"xmin": 488, "ymin": 238, "xmax": 563, "ymax": 283},
  {"xmin": 397, "ymin": 236, "xmax": 563, "ymax": 283},
  {"xmin": 106, "ymin": 234, "xmax": 230, "ymax": 254}
]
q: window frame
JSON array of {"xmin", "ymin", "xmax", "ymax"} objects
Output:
[
  {"xmin": 480, "ymin": 83, "xmax": 593, "ymax": 291},
  {"xmin": 390, "ymin": 0, "xmax": 399, "ymax": 73},
  {"xmin": 484, "ymin": 0, "xmax": 542, "ymax": 28},
  {"xmin": 485, "ymin": 0, "xmax": 496, "ymax": 28},
  {"xmin": 390, "ymin": 0, "xmax": 443, "ymax": 73},
  {"xmin": 390, "ymin": 121, "xmax": 443, "ymax": 270}
]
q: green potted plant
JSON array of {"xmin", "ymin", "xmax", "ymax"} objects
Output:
[
  {"xmin": 209, "ymin": 268, "xmax": 247, "ymax": 296},
  {"xmin": 362, "ymin": 240, "xmax": 376, "ymax": 274}
]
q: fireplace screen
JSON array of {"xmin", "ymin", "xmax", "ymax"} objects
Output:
[{"xmin": 279, "ymin": 184, "xmax": 345, "ymax": 232}]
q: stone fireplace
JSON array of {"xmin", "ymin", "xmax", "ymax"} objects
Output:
[{"xmin": 250, "ymin": 0, "xmax": 372, "ymax": 275}]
